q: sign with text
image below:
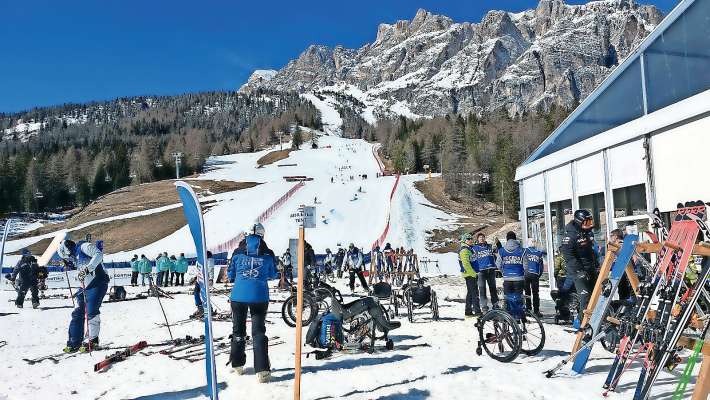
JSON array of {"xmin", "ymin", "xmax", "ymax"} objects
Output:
[{"xmin": 290, "ymin": 206, "xmax": 316, "ymax": 228}]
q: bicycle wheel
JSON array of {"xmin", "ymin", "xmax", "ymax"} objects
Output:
[
  {"xmin": 519, "ymin": 310, "xmax": 545, "ymax": 356},
  {"xmin": 476, "ymin": 310, "xmax": 522, "ymax": 363},
  {"xmin": 281, "ymin": 294, "xmax": 318, "ymax": 327}
]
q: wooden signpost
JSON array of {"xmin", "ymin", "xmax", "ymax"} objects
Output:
[{"xmin": 291, "ymin": 205, "xmax": 315, "ymax": 400}]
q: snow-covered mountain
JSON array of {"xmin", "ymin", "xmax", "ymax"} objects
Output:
[{"xmin": 241, "ymin": 0, "xmax": 663, "ymax": 118}]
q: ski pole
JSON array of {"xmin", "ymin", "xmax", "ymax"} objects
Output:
[
  {"xmin": 150, "ymin": 275, "xmax": 173, "ymax": 340},
  {"xmin": 64, "ymin": 263, "xmax": 75, "ymax": 307},
  {"xmin": 80, "ymin": 278, "xmax": 91, "ymax": 353},
  {"xmin": 544, "ymin": 328, "xmax": 610, "ymax": 378}
]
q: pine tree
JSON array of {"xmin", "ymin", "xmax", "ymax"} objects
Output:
[{"xmin": 291, "ymin": 126, "xmax": 303, "ymax": 150}]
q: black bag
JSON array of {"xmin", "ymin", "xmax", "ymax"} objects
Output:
[
  {"xmin": 410, "ymin": 286, "xmax": 431, "ymax": 305},
  {"xmin": 109, "ymin": 286, "xmax": 127, "ymax": 301}
]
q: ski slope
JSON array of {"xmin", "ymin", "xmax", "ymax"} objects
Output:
[{"xmin": 3, "ymin": 134, "xmax": 459, "ymax": 273}]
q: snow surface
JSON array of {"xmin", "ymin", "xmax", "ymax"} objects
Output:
[
  {"xmin": 3, "ymin": 135, "xmax": 457, "ymax": 272},
  {"xmin": 301, "ymin": 94, "xmax": 343, "ymax": 136},
  {"xmin": 0, "ymin": 278, "xmax": 693, "ymax": 399}
]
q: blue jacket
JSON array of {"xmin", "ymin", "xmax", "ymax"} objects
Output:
[
  {"xmin": 524, "ymin": 247, "xmax": 545, "ymax": 276},
  {"xmin": 471, "ymin": 243, "xmax": 496, "ymax": 270},
  {"xmin": 228, "ymin": 235, "xmax": 277, "ymax": 303},
  {"xmin": 74, "ymin": 241, "xmax": 110, "ymax": 288},
  {"xmin": 496, "ymin": 240, "xmax": 524, "ymax": 281}
]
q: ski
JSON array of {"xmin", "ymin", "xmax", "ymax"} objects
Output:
[
  {"xmin": 603, "ymin": 206, "xmax": 698, "ymax": 392},
  {"xmin": 22, "ymin": 342, "xmax": 115, "ymax": 365},
  {"xmin": 632, "ymin": 202, "xmax": 710, "ymax": 400},
  {"xmin": 94, "ymin": 341, "xmax": 148, "ymax": 372},
  {"xmin": 571, "ymin": 234, "xmax": 638, "ymax": 374},
  {"xmin": 672, "ymin": 322, "xmax": 708, "ymax": 400}
]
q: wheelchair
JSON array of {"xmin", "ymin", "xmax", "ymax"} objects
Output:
[
  {"xmin": 281, "ymin": 266, "xmax": 343, "ymax": 327},
  {"xmin": 475, "ymin": 292, "xmax": 545, "ymax": 362},
  {"xmin": 400, "ymin": 277, "xmax": 439, "ymax": 323}
]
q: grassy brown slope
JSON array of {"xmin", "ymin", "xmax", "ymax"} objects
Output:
[{"xmin": 257, "ymin": 149, "xmax": 292, "ymax": 167}]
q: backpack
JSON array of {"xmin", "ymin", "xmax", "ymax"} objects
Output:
[{"xmin": 306, "ymin": 313, "xmax": 344, "ymax": 350}]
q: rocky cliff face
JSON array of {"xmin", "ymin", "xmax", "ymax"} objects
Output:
[{"xmin": 241, "ymin": 0, "xmax": 662, "ymax": 119}]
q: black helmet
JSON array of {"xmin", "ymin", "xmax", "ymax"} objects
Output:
[{"xmin": 574, "ymin": 209, "xmax": 593, "ymax": 225}]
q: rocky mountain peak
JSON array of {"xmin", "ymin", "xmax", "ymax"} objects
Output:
[{"xmin": 241, "ymin": 1, "xmax": 663, "ymax": 121}]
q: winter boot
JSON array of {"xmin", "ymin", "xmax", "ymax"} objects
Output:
[
  {"xmin": 79, "ymin": 337, "xmax": 100, "ymax": 352},
  {"xmin": 32, "ymin": 302, "xmax": 39, "ymax": 309},
  {"xmin": 257, "ymin": 371, "xmax": 271, "ymax": 383},
  {"xmin": 16, "ymin": 303, "xmax": 23, "ymax": 309},
  {"xmin": 190, "ymin": 307, "xmax": 204, "ymax": 319},
  {"xmin": 63, "ymin": 344, "xmax": 81, "ymax": 353},
  {"xmin": 232, "ymin": 366, "xmax": 244, "ymax": 375}
]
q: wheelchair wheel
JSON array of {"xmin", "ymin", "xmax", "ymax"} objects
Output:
[
  {"xmin": 431, "ymin": 291, "xmax": 439, "ymax": 321},
  {"xmin": 519, "ymin": 310, "xmax": 545, "ymax": 356},
  {"xmin": 368, "ymin": 304, "xmax": 391, "ymax": 340},
  {"xmin": 406, "ymin": 292, "xmax": 414, "ymax": 323},
  {"xmin": 392, "ymin": 292, "xmax": 399, "ymax": 317},
  {"xmin": 313, "ymin": 287, "xmax": 337, "ymax": 313},
  {"xmin": 476, "ymin": 310, "xmax": 521, "ymax": 363},
  {"xmin": 281, "ymin": 294, "xmax": 318, "ymax": 327}
]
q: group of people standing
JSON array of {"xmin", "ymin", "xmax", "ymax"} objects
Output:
[
  {"xmin": 4, "ymin": 249, "xmax": 48, "ymax": 309},
  {"xmin": 280, "ymin": 243, "xmax": 370, "ymax": 294},
  {"xmin": 459, "ymin": 231, "xmax": 545, "ymax": 318},
  {"xmin": 128, "ymin": 253, "xmax": 189, "ymax": 287}
]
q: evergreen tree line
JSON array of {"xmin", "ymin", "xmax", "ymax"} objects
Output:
[
  {"xmin": 0, "ymin": 90, "xmax": 321, "ymax": 214},
  {"xmin": 372, "ymin": 108, "xmax": 570, "ymax": 218}
]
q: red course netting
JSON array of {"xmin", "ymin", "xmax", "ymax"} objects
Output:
[
  {"xmin": 370, "ymin": 141, "xmax": 400, "ymax": 250},
  {"xmin": 209, "ymin": 181, "xmax": 305, "ymax": 254}
]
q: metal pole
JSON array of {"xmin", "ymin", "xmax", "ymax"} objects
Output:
[
  {"xmin": 0, "ymin": 219, "xmax": 12, "ymax": 286},
  {"xmin": 501, "ymin": 179, "xmax": 506, "ymax": 224},
  {"xmin": 293, "ymin": 224, "xmax": 305, "ymax": 400}
]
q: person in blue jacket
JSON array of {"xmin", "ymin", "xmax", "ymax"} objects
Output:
[
  {"xmin": 471, "ymin": 233, "xmax": 499, "ymax": 312},
  {"xmin": 523, "ymin": 240, "xmax": 546, "ymax": 317},
  {"xmin": 58, "ymin": 239, "xmax": 110, "ymax": 352},
  {"xmin": 227, "ymin": 222, "xmax": 277, "ymax": 383},
  {"xmin": 495, "ymin": 231, "xmax": 525, "ymax": 318}
]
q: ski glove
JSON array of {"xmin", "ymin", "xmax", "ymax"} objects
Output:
[{"xmin": 77, "ymin": 267, "xmax": 92, "ymax": 281}]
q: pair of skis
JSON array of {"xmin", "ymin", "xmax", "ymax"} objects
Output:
[
  {"xmin": 543, "ymin": 234, "xmax": 638, "ymax": 378},
  {"xmin": 604, "ymin": 203, "xmax": 707, "ymax": 399}
]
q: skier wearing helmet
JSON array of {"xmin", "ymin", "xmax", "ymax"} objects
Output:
[
  {"xmin": 57, "ymin": 239, "xmax": 110, "ymax": 353},
  {"xmin": 228, "ymin": 222, "xmax": 277, "ymax": 383},
  {"xmin": 561, "ymin": 209, "xmax": 598, "ymax": 313}
]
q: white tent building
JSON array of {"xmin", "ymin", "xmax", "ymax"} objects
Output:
[{"xmin": 515, "ymin": 0, "xmax": 710, "ymax": 288}]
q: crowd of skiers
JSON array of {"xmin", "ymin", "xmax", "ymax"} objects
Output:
[{"xmin": 128, "ymin": 253, "xmax": 190, "ymax": 287}]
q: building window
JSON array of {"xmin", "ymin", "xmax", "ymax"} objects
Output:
[
  {"xmin": 644, "ymin": 0, "xmax": 710, "ymax": 112},
  {"xmin": 550, "ymin": 199, "xmax": 573, "ymax": 256},
  {"xmin": 579, "ymin": 192, "xmax": 607, "ymax": 249},
  {"xmin": 526, "ymin": 205, "xmax": 547, "ymax": 249},
  {"xmin": 613, "ymin": 184, "xmax": 647, "ymax": 218}
]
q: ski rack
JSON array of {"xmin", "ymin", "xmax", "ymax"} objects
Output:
[{"xmin": 633, "ymin": 241, "xmax": 710, "ymax": 400}]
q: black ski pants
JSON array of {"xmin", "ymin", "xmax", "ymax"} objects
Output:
[
  {"xmin": 572, "ymin": 269, "xmax": 594, "ymax": 315},
  {"xmin": 349, "ymin": 269, "xmax": 368, "ymax": 292},
  {"xmin": 464, "ymin": 276, "xmax": 481, "ymax": 315},
  {"xmin": 477, "ymin": 269, "xmax": 498, "ymax": 311},
  {"xmin": 16, "ymin": 280, "xmax": 39, "ymax": 306},
  {"xmin": 230, "ymin": 301, "xmax": 270, "ymax": 373},
  {"xmin": 524, "ymin": 273, "xmax": 540, "ymax": 313},
  {"xmin": 130, "ymin": 271, "xmax": 139, "ymax": 286}
]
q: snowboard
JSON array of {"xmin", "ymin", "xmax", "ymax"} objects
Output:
[{"xmin": 571, "ymin": 234, "xmax": 637, "ymax": 374}]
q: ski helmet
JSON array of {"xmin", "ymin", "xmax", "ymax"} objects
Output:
[
  {"xmin": 573, "ymin": 209, "xmax": 593, "ymax": 225},
  {"xmin": 460, "ymin": 233, "xmax": 473, "ymax": 242},
  {"xmin": 57, "ymin": 240, "xmax": 76, "ymax": 260},
  {"xmin": 325, "ymin": 248, "xmax": 331, "ymax": 253},
  {"xmin": 251, "ymin": 222, "xmax": 265, "ymax": 237}
]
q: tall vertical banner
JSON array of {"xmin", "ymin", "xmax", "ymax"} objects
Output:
[
  {"xmin": 175, "ymin": 181, "xmax": 219, "ymax": 400},
  {"xmin": 0, "ymin": 219, "xmax": 12, "ymax": 285}
]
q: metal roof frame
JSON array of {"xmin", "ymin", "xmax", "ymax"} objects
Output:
[{"xmin": 520, "ymin": 0, "xmax": 698, "ymax": 166}]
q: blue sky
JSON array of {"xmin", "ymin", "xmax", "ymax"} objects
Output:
[{"xmin": 0, "ymin": 0, "xmax": 678, "ymax": 113}]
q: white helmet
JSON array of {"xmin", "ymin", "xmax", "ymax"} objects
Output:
[
  {"xmin": 57, "ymin": 240, "xmax": 75, "ymax": 260},
  {"xmin": 251, "ymin": 222, "xmax": 265, "ymax": 237}
]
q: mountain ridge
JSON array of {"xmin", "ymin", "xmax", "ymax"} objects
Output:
[{"xmin": 240, "ymin": 0, "xmax": 663, "ymax": 120}]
